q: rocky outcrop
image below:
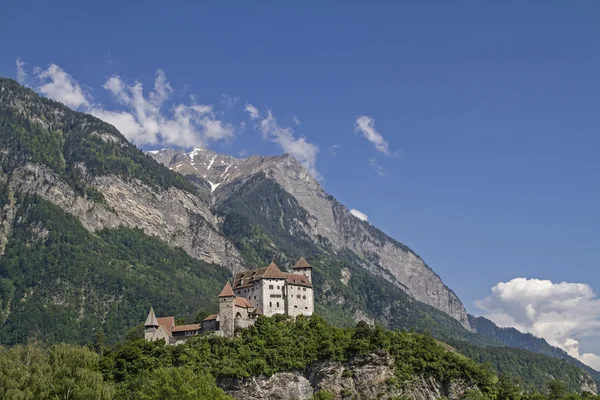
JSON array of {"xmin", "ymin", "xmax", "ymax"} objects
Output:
[
  {"xmin": 149, "ymin": 149, "xmax": 471, "ymax": 329},
  {"xmin": 219, "ymin": 352, "xmax": 480, "ymax": 400},
  {"xmin": 7, "ymin": 162, "xmax": 245, "ymax": 271}
]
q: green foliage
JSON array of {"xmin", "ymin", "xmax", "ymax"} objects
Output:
[
  {"xmin": 102, "ymin": 315, "xmax": 498, "ymax": 396},
  {"xmin": 449, "ymin": 340, "xmax": 592, "ymax": 393},
  {"xmin": 0, "ymin": 344, "xmax": 114, "ymax": 399},
  {"xmin": 471, "ymin": 315, "xmax": 600, "ymax": 388},
  {"xmin": 1, "ymin": 315, "xmax": 598, "ymax": 400},
  {"xmin": 133, "ymin": 367, "xmax": 232, "ymax": 400},
  {"xmin": 0, "ymin": 194, "xmax": 231, "ymax": 345}
]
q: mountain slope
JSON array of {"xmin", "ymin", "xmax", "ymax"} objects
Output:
[
  {"xmin": 150, "ymin": 148, "xmax": 471, "ymax": 329},
  {"xmin": 470, "ymin": 315, "xmax": 600, "ymax": 387},
  {"xmin": 0, "ymin": 78, "xmax": 243, "ymax": 271}
]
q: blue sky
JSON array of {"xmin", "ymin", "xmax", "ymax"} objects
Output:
[{"xmin": 2, "ymin": 1, "xmax": 600, "ymax": 367}]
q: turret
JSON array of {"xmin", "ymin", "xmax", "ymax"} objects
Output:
[
  {"xmin": 292, "ymin": 257, "xmax": 312, "ymax": 282},
  {"xmin": 218, "ymin": 281, "xmax": 236, "ymax": 337},
  {"xmin": 144, "ymin": 307, "xmax": 159, "ymax": 341}
]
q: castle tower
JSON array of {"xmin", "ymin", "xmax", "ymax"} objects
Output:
[
  {"xmin": 292, "ymin": 257, "xmax": 312, "ymax": 282},
  {"xmin": 144, "ymin": 307, "xmax": 159, "ymax": 341},
  {"xmin": 218, "ymin": 281, "xmax": 236, "ymax": 337}
]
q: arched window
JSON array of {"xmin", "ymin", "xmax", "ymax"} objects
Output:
[{"xmin": 294, "ymin": 305, "xmax": 298, "ymax": 308}]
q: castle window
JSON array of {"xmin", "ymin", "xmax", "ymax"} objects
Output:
[
  {"xmin": 303, "ymin": 295, "xmax": 306, "ymax": 299},
  {"xmin": 276, "ymin": 302, "xmax": 279, "ymax": 308},
  {"xmin": 305, "ymin": 307, "xmax": 308, "ymax": 309},
  {"xmin": 269, "ymin": 285, "xmax": 274, "ymax": 289},
  {"xmin": 303, "ymin": 288, "xmax": 306, "ymax": 291},
  {"xmin": 277, "ymin": 286, "xmax": 280, "ymax": 289},
  {"xmin": 270, "ymin": 294, "xmax": 281, "ymax": 298},
  {"xmin": 296, "ymin": 294, "xmax": 301, "ymax": 299},
  {"xmin": 270, "ymin": 302, "xmax": 272, "ymax": 307},
  {"xmin": 294, "ymin": 305, "xmax": 298, "ymax": 308}
]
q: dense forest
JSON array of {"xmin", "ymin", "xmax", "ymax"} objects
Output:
[
  {"xmin": 1, "ymin": 316, "xmax": 598, "ymax": 400},
  {"xmin": 0, "ymin": 193, "xmax": 230, "ymax": 344},
  {"xmin": 470, "ymin": 316, "xmax": 600, "ymax": 386}
]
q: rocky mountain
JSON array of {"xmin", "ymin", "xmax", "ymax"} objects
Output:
[
  {"xmin": 1, "ymin": 78, "xmax": 597, "ymax": 393},
  {"xmin": 148, "ymin": 147, "xmax": 471, "ymax": 330}
]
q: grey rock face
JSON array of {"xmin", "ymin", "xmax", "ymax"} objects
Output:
[
  {"xmin": 149, "ymin": 149, "xmax": 471, "ymax": 329},
  {"xmin": 220, "ymin": 351, "xmax": 480, "ymax": 400},
  {"xmin": 8, "ymin": 162, "xmax": 245, "ymax": 272}
]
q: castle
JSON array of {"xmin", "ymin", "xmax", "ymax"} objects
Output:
[{"xmin": 143, "ymin": 257, "xmax": 314, "ymax": 343}]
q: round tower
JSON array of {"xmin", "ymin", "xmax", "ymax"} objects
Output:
[{"xmin": 218, "ymin": 281, "xmax": 236, "ymax": 337}]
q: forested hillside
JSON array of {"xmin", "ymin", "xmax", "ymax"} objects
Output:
[
  {"xmin": 0, "ymin": 192, "xmax": 230, "ymax": 344},
  {"xmin": 1, "ymin": 316, "xmax": 598, "ymax": 400},
  {"xmin": 470, "ymin": 316, "xmax": 600, "ymax": 388}
]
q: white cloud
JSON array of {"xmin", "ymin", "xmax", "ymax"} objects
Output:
[
  {"xmin": 369, "ymin": 158, "xmax": 386, "ymax": 176},
  {"xmin": 92, "ymin": 70, "xmax": 233, "ymax": 148},
  {"xmin": 245, "ymin": 103, "xmax": 260, "ymax": 120},
  {"xmin": 36, "ymin": 64, "xmax": 91, "ymax": 109},
  {"xmin": 477, "ymin": 278, "xmax": 600, "ymax": 370},
  {"xmin": 259, "ymin": 110, "xmax": 321, "ymax": 180},
  {"xmin": 16, "ymin": 58, "xmax": 27, "ymax": 84},
  {"xmin": 355, "ymin": 115, "xmax": 391, "ymax": 156},
  {"xmin": 350, "ymin": 209, "xmax": 368, "ymax": 222},
  {"xmin": 293, "ymin": 115, "xmax": 301, "ymax": 125}
]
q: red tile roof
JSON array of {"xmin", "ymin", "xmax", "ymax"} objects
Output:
[
  {"xmin": 202, "ymin": 314, "xmax": 217, "ymax": 321},
  {"xmin": 235, "ymin": 297, "xmax": 254, "ymax": 308},
  {"xmin": 250, "ymin": 307, "xmax": 263, "ymax": 315},
  {"xmin": 292, "ymin": 257, "xmax": 311, "ymax": 269},
  {"xmin": 157, "ymin": 316, "xmax": 175, "ymax": 334},
  {"xmin": 262, "ymin": 261, "xmax": 288, "ymax": 278},
  {"xmin": 171, "ymin": 323, "xmax": 201, "ymax": 333},
  {"xmin": 286, "ymin": 274, "xmax": 312, "ymax": 287},
  {"xmin": 233, "ymin": 260, "xmax": 312, "ymax": 289},
  {"xmin": 218, "ymin": 281, "xmax": 235, "ymax": 297}
]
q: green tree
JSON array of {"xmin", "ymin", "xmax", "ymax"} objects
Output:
[{"xmin": 134, "ymin": 367, "xmax": 232, "ymax": 400}]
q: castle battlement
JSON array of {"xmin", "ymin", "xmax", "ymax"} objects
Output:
[{"xmin": 144, "ymin": 258, "xmax": 314, "ymax": 343}]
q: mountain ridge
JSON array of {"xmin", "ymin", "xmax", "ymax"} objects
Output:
[{"xmin": 148, "ymin": 147, "xmax": 472, "ymax": 329}]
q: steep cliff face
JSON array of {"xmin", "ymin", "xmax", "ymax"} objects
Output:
[
  {"xmin": 7, "ymin": 162, "xmax": 244, "ymax": 271},
  {"xmin": 0, "ymin": 78, "xmax": 245, "ymax": 272},
  {"xmin": 149, "ymin": 148, "xmax": 471, "ymax": 329},
  {"xmin": 219, "ymin": 351, "xmax": 479, "ymax": 400}
]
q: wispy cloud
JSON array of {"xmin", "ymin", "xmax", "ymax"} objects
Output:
[
  {"xmin": 477, "ymin": 278, "xmax": 600, "ymax": 370},
  {"xmin": 293, "ymin": 115, "xmax": 301, "ymax": 125},
  {"xmin": 16, "ymin": 58, "xmax": 27, "ymax": 84},
  {"xmin": 245, "ymin": 103, "xmax": 260, "ymax": 120},
  {"xmin": 258, "ymin": 109, "xmax": 321, "ymax": 180},
  {"xmin": 36, "ymin": 64, "xmax": 91, "ymax": 109},
  {"xmin": 355, "ymin": 115, "xmax": 391, "ymax": 156},
  {"xmin": 15, "ymin": 59, "xmax": 320, "ymax": 175},
  {"xmin": 369, "ymin": 158, "xmax": 386, "ymax": 176},
  {"xmin": 350, "ymin": 209, "xmax": 368, "ymax": 222},
  {"xmin": 19, "ymin": 60, "xmax": 234, "ymax": 149},
  {"xmin": 94, "ymin": 70, "xmax": 233, "ymax": 148}
]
